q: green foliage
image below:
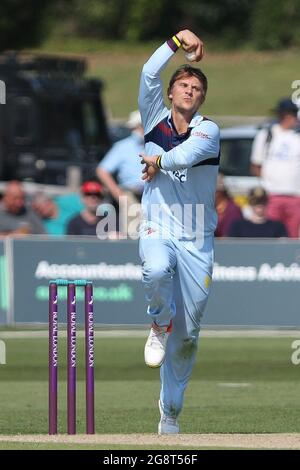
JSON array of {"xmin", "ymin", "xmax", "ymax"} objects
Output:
[
  {"xmin": 0, "ymin": 0, "xmax": 299, "ymax": 50},
  {"xmin": 179, "ymin": 0, "xmax": 253, "ymax": 47},
  {"xmin": 54, "ymin": 0, "xmax": 300, "ymax": 49},
  {"xmin": 125, "ymin": 0, "xmax": 171, "ymax": 41},
  {"xmin": 252, "ymin": 0, "xmax": 300, "ymax": 50},
  {"xmin": 69, "ymin": 0, "xmax": 176, "ymax": 40},
  {"xmin": 60, "ymin": 0, "xmax": 254, "ymax": 45},
  {"xmin": 72, "ymin": 0, "xmax": 128, "ymax": 39},
  {"xmin": 0, "ymin": 0, "xmax": 54, "ymax": 50}
]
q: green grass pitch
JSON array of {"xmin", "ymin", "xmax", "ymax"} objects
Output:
[{"xmin": 0, "ymin": 334, "xmax": 299, "ymax": 448}]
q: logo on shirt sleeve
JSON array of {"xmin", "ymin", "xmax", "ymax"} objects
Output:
[{"xmin": 192, "ymin": 130, "xmax": 210, "ymax": 139}]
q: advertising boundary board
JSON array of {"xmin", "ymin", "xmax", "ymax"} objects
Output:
[{"xmin": 5, "ymin": 236, "xmax": 300, "ymax": 327}]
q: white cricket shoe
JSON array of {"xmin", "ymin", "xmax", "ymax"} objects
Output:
[
  {"xmin": 144, "ymin": 321, "xmax": 172, "ymax": 368},
  {"xmin": 158, "ymin": 400, "xmax": 179, "ymax": 435}
]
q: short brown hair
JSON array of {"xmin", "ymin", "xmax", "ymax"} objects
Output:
[
  {"xmin": 167, "ymin": 65, "xmax": 208, "ymax": 96},
  {"xmin": 248, "ymin": 187, "xmax": 268, "ymax": 206}
]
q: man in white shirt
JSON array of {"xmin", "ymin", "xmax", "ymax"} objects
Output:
[{"xmin": 251, "ymin": 98, "xmax": 300, "ymax": 237}]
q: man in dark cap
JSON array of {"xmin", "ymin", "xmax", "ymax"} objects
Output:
[
  {"xmin": 250, "ymin": 98, "xmax": 300, "ymax": 237},
  {"xmin": 66, "ymin": 180, "xmax": 105, "ymax": 236}
]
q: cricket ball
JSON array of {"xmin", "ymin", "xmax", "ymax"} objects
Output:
[{"xmin": 185, "ymin": 50, "xmax": 197, "ymax": 62}]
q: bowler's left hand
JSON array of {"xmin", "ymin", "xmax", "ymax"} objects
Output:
[{"xmin": 140, "ymin": 153, "xmax": 160, "ymax": 182}]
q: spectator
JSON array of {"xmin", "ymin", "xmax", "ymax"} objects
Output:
[
  {"xmin": 67, "ymin": 180, "xmax": 110, "ymax": 236},
  {"xmin": 229, "ymin": 187, "xmax": 288, "ymax": 238},
  {"xmin": 251, "ymin": 97, "xmax": 300, "ymax": 237},
  {"xmin": 97, "ymin": 110, "xmax": 144, "ymax": 234},
  {"xmin": 215, "ymin": 174, "xmax": 243, "ymax": 237},
  {"xmin": 32, "ymin": 192, "xmax": 84, "ymax": 236},
  {"xmin": 0, "ymin": 181, "xmax": 45, "ymax": 235}
]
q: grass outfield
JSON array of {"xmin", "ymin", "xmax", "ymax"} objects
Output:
[
  {"xmin": 0, "ymin": 335, "xmax": 299, "ymax": 444},
  {"xmin": 32, "ymin": 38, "xmax": 299, "ymax": 120},
  {"xmin": 88, "ymin": 50, "xmax": 299, "ymax": 121},
  {"xmin": 0, "ymin": 442, "xmax": 239, "ymax": 451}
]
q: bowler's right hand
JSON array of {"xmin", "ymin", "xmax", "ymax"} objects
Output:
[{"xmin": 176, "ymin": 30, "xmax": 204, "ymax": 62}]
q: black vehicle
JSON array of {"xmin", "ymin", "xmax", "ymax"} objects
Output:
[{"xmin": 0, "ymin": 52, "xmax": 111, "ymax": 186}]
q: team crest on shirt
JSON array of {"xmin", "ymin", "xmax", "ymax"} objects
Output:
[{"xmin": 173, "ymin": 169, "xmax": 187, "ymax": 183}]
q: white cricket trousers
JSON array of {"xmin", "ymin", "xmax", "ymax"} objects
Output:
[{"xmin": 139, "ymin": 231, "xmax": 214, "ymax": 419}]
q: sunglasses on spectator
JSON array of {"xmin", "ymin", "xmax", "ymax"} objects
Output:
[{"xmin": 83, "ymin": 192, "xmax": 102, "ymax": 197}]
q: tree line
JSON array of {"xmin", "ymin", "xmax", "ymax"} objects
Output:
[{"xmin": 1, "ymin": 0, "xmax": 299, "ymax": 51}]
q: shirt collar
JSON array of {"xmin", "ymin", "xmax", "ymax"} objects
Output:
[{"xmin": 167, "ymin": 110, "xmax": 204, "ymax": 129}]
